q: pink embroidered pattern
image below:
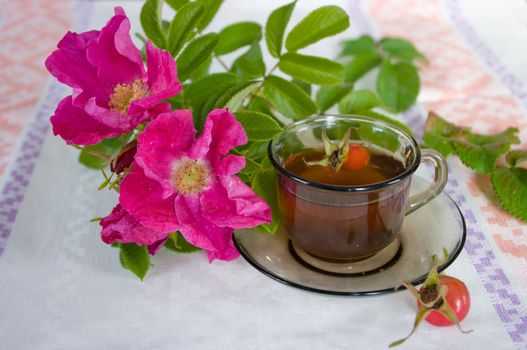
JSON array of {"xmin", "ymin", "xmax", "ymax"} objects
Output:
[{"xmin": 0, "ymin": 0, "xmax": 73, "ymax": 180}]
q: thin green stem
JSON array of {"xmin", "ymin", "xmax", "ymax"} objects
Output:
[
  {"xmin": 265, "ymin": 62, "xmax": 279, "ymax": 77},
  {"xmin": 245, "ymin": 62, "xmax": 280, "ymax": 107},
  {"xmin": 213, "ymin": 53, "xmax": 229, "ymax": 71},
  {"xmin": 194, "ymin": 28, "xmax": 229, "ymax": 72},
  {"xmin": 72, "ymin": 145, "xmax": 111, "ymax": 160}
]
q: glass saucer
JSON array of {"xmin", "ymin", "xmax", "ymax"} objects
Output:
[{"xmin": 233, "ymin": 176, "xmax": 466, "ymax": 296}]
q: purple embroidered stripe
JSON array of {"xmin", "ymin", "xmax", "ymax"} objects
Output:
[
  {"xmin": 443, "ymin": 0, "xmax": 527, "ymax": 346},
  {"xmin": 348, "ymin": 0, "xmax": 527, "ymax": 347},
  {"xmin": 0, "ymin": 83, "xmax": 63, "ymax": 256},
  {"xmin": 0, "ymin": 0, "xmax": 91, "ymax": 257}
]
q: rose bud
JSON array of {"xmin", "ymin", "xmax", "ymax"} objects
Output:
[{"xmin": 111, "ymin": 140, "xmax": 137, "ymax": 174}]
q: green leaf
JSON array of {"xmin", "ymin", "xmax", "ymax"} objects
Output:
[
  {"xmin": 235, "ymin": 140, "xmax": 270, "ymax": 166},
  {"xmin": 380, "ymin": 37, "xmax": 426, "ymax": 62},
  {"xmin": 376, "ymin": 61, "xmax": 420, "ymax": 112},
  {"xmin": 423, "ymin": 113, "xmax": 519, "ymax": 174},
  {"xmin": 139, "ymin": 44, "xmax": 147, "ymax": 62},
  {"xmin": 252, "ymin": 169, "xmax": 280, "ymax": 234},
  {"xmin": 291, "ymin": 79, "xmax": 311, "ymax": 95},
  {"xmin": 423, "ymin": 112, "xmax": 466, "ymax": 157},
  {"xmin": 213, "ymin": 80, "xmax": 261, "ymax": 112},
  {"xmin": 344, "ymin": 52, "xmax": 382, "ymax": 82},
  {"xmin": 245, "ymin": 141, "xmax": 269, "ymax": 162},
  {"xmin": 78, "ymin": 137, "xmax": 121, "ymax": 169},
  {"xmin": 119, "ymin": 243, "xmax": 150, "ymax": 281},
  {"xmin": 263, "ymin": 75, "xmax": 317, "ymax": 120},
  {"xmin": 316, "ymin": 84, "xmax": 353, "ymax": 112},
  {"xmin": 247, "ymin": 96, "xmax": 274, "ymax": 116},
  {"xmin": 165, "ymin": 0, "xmax": 189, "ymax": 11},
  {"xmin": 184, "ymin": 72, "xmax": 239, "ymax": 122},
  {"xmin": 279, "ymin": 53, "xmax": 344, "ymax": 85},
  {"xmin": 135, "ymin": 33, "xmax": 147, "ymax": 44},
  {"xmin": 162, "ymin": 20, "xmax": 171, "ymax": 36},
  {"xmin": 167, "ymin": 2, "xmax": 205, "ymax": 56},
  {"xmin": 265, "ymin": 1, "xmax": 296, "ymax": 58},
  {"xmin": 239, "ymin": 156, "xmax": 264, "ymax": 184},
  {"xmin": 423, "ymin": 132, "xmax": 453, "ymax": 158},
  {"xmin": 285, "ymin": 5, "xmax": 349, "ymax": 51},
  {"xmin": 195, "ymin": 0, "xmax": 224, "ymax": 30},
  {"xmin": 165, "ymin": 232, "xmax": 201, "ymax": 253},
  {"xmin": 492, "ymin": 167, "xmax": 527, "ymax": 222},
  {"xmin": 177, "ymin": 33, "xmax": 219, "ymax": 81},
  {"xmin": 235, "ymin": 111, "xmax": 283, "ymax": 141},
  {"xmin": 232, "ymin": 42, "xmax": 266, "ymax": 80},
  {"xmin": 215, "ymin": 22, "xmax": 262, "ymax": 55},
  {"xmin": 453, "ymin": 141, "xmax": 504, "ymax": 174},
  {"xmin": 340, "ymin": 35, "xmax": 376, "ymax": 56},
  {"xmin": 190, "ymin": 57, "xmax": 212, "ymax": 81},
  {"xmin": 338, "ymin": 89, "xmax": 379, "ymax": 114},
  {"xmin": 166, "ymin": 94, "xmax": 185, "ymax": 109},
  {"xmin": 507, "ymin": 150, "xmax": 527, "ymax": 167},
  {"xmin": 78, "ymin": 148, "xmax": 105, "ymax": 169},
  {"xmin": 140, "ymin": 0, "xmax": 165, "ymax": 49},
  {"xmin": 237, "ymin": 172, "xmax": 252, "ymax": 185},
  {"xmin": 453, "ymin": 128, "xmax": 519, "ymax": 174},
  {"xmin": 199, "ymin": 85, "xmax": 255, "ymax": 126},
  {"xmin": 467, "ymin": 127, "xmax": 520, "ymax": 146}
]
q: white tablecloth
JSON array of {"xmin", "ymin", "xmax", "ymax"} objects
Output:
[{"xmin": 1, "ymin": 0, "xmax": 527, "ymax": 349}]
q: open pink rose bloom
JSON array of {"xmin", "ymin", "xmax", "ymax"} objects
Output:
[
  {"xmin": 45, "ymin": 7, "xmax": 181, "ymax": 145},
  {"xmin": 105, "ymin": 109, "xmax": 271, "ymax": 261},
  {"xmin": 46, "ymin": 6, "xmax": 272, "ymax": 263}
]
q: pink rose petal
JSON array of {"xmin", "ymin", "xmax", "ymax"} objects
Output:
[
  {"xmin": 45, "ymin": 31, "xmax": 113, "ymax": 105},
  {"xmin": 86, "ymin": 7, "xmax": 145, "ymax": 85},
  {"xmin": 215, "ymin": 154, "xmax": 246, "ymax": 176},
  {"xmin": 147, "ymin": 237, "xmax": 169, "ymax": 256},
  {"xmin": 120, "ymin": 163, "xmax": 180, "ymax": 233},
  {"xmin": 200, "ymin": 176, "xmax": 271, "ymax": 229},
  {"xmin": 135, "ymin": 110, "xmax": 196, "ymax": 194},
  {"xmin": 51, "ymin": 96, "xmax": 122, "ymax": 145},
  {"xmin": 149, "ymin": 102, "xmax": 172, "ymax": 118},
  {"xmin": 189, "ymin": 109, "xmax": 247, "ymax": 169},
  {"xmin": 100, "ymin": 204, "xmax": 168, "ymax": 249},
  {"xmin": 84, "ymin": 97, "xmax": 132, "ymax": 130},
  {"xmin": 174, "ymin": 194, "xmax": 240, "ymax": 261},
  {"xmin": 129, "ymin": 42, "xmax": 182, "ymax": 115}
]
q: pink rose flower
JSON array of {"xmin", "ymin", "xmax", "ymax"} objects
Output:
[
  {"xmin": 100, "ymin": 204, "xmax": 168, "ymax": 256},
  {"xmin": 45, "ymin": 7, "xmax": 181, "ymax": 145},
  {"xmin": 119, "ymin": 109, "xmax": 272, "ymax": 261}
]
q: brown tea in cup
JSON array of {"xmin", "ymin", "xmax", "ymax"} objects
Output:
[
  {"xmin": 269, "ymin": 116, "xmax": 448, "ymax": 264},
  {"xmin": 279, "ymin": 146, "xmax": 408, "ymax": 262}
]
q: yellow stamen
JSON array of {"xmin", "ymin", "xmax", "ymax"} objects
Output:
[
  {"xmin": 108, "ymin": 79, "xmax": 148, "ymax": 114},
  {"xmin": 172, "ymin": 158, "xmax": 210, "ymax": 195}
]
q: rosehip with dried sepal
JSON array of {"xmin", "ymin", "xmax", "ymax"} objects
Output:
[
  {"xmin": 343, "ymin": 144, "xmax": 370, "ymax": 171},
  {"xmin": 419, "ymin": 275, "xmax": 470, "ymax": 327},
  {"xmin": 304, "ymin": 128, "xmax": 370, "ymax": 172},
  {"xmin": 389, "ymin": 253, "xmax": 472, "ymax": 348}
]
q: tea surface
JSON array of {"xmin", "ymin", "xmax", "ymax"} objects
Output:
[{"xmin": 283, "ymin": 147, "xmax": 405, "ymax": 186}]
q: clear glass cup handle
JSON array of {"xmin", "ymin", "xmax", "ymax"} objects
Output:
[{"xmin": 406, "ymin": 148, "xmax": 448, "ymax": 215}]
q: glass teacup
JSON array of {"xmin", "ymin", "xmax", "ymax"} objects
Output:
[{"xmin": 269, "ymin": 115, "xmax": 448, "ymax": 263}]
